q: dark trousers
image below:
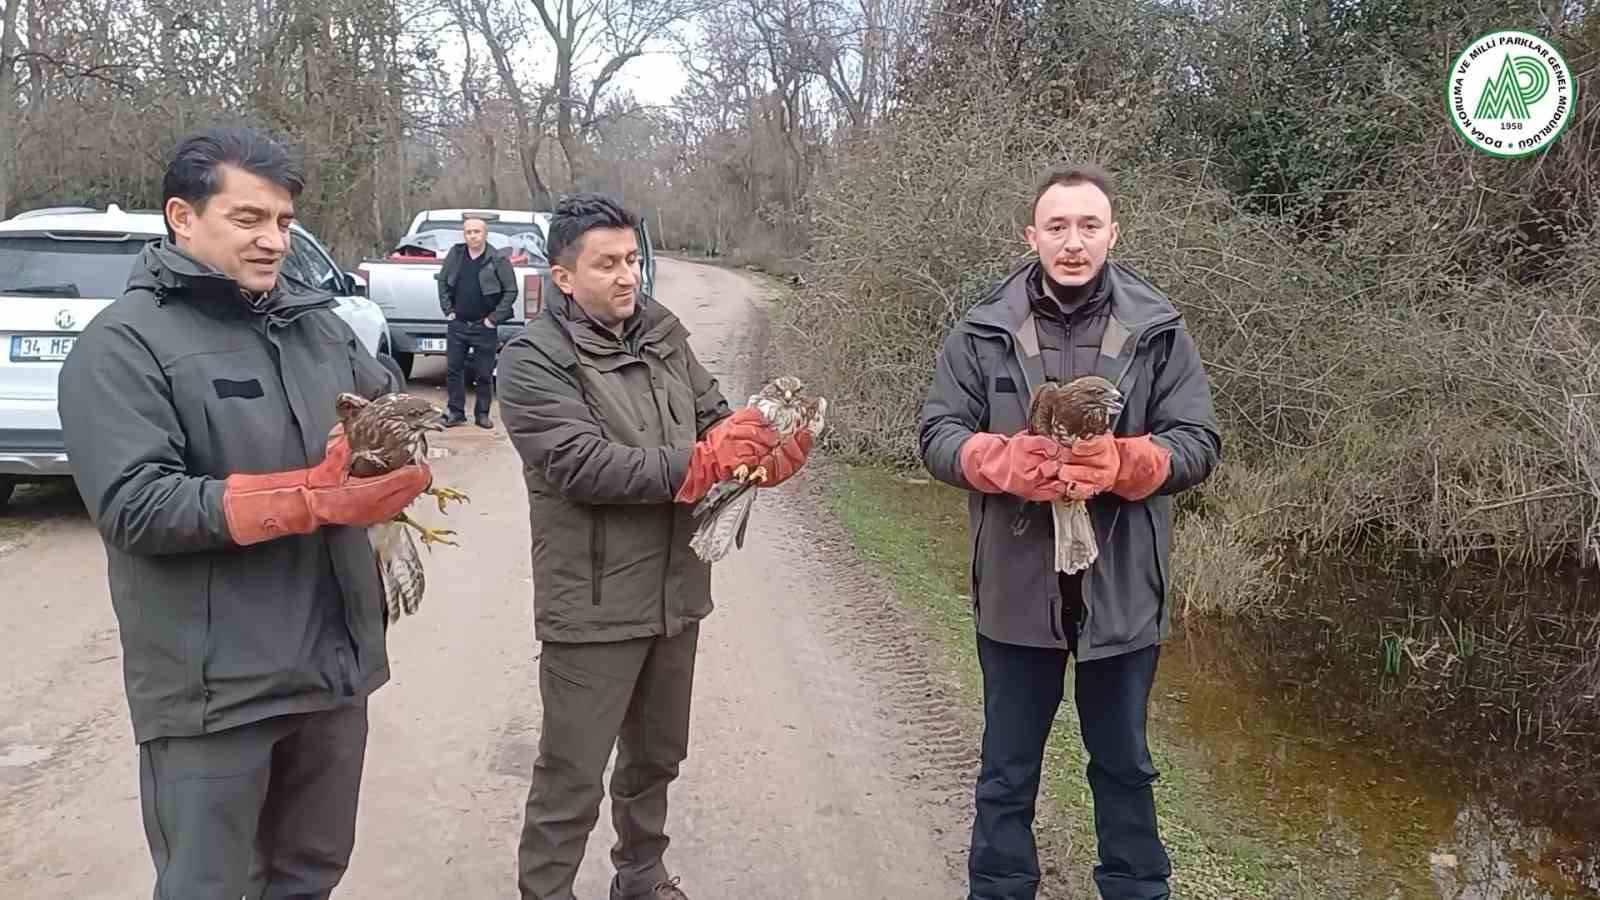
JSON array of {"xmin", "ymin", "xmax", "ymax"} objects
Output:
[
  {"xmin": 518, "ymin": 624, "xmax": 699, "ymax": 900},
  {"xmin": 445, "ymin": 318, "xmax": 498, "ymax": 419},
  {"xmin": 969, "ymin": 617, "xmax": 1171, "ymax": 900},
  {"xmin": 137, "ymin": 705, "xmax": 369, "ymax": 900}
]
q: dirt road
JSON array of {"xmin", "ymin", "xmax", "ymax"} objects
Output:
[{"xmin": 0, "ymin": 258, "xmax": 972, "ymax": 899}]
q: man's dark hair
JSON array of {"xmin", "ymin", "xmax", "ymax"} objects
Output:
[
  {"xmin": 1030, "ymin": 163, "xmax": 1117, "ymax": 222},
  {"xmin": 161, "ymin": 126, "xmax": 305, "ymax": 238},
  {"xmin": 545, "ymin": 192, "xmax": 639, "ymax": 269}
]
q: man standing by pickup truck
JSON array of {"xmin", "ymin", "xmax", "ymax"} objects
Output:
[{"xmin": 438, "ymin": 215, "xmax": 518, "ymax": 428}]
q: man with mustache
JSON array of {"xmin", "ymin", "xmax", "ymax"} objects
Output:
[
  {"xmin": 497, "ymin": 192, "xmax": 810, "ymax": 900},
  {"xmin": 918, "ymin": 164, "xmax": 1222, "ymax": 900},
  {"xmin": 57, "ymin": 125, "xmax": 431, "ymax": 898}
]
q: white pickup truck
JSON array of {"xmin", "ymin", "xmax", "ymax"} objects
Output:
[{"xmin": 355, "ymin": 207, "xmax": 656, "ymax": 379}]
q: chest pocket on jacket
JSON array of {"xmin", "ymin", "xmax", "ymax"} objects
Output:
[
  {"xmin": 169, "ymin": 345, "xmax": 300, "ymax": 477},
  {"xmin": 647, "ymin": 345, "xmax": 695, "ymax": 445},
  {"xmin": 577, "ymin": 356, "xmax": 657, "ymax": 447},
  {"xmin": 975, "ymin": 339, "xmax": 1026, "ymax": 436}
]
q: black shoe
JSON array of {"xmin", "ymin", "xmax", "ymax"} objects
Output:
[
  {"xmin": 475, "ymin": 414, "xmax": 494, "ymax": 429},
  {"xmin": 441, "ymin": 413, "xmax": 467, "ymax": 428}
]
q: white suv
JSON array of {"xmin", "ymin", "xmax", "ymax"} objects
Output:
[{"xmin": 0, "ymin": 204, "xmax": 400, "ymax": 509}]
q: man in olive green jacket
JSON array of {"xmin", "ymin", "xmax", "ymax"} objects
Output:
[{"xmin": 498, "ymin": 193, "xmax": 812, "ymax": 900}]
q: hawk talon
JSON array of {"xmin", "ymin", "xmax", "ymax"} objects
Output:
[
  {"xmin": 749, "ymin": 465, "xmax": 769, "ymax": 484},
  {"xmin": 733, "ymin": 463, "xmax": 751, "ymax": 482},
  {"xmin": 396, "ymin": 512, "xmax": 459, "ymax": 550},
  {"xmin": 427, "ymin": 485, "xmax": 470, "ymax": 513}
]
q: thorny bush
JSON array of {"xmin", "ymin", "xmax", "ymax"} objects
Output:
[{"xmin": 773, "ymin": 85, "xmax": 1600, "ymax": 581}]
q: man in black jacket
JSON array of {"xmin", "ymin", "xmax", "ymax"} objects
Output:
[
  {"xmin": 58, "ymin": 126, "xmax": 432, "ymax": 899},
  {"xmin": 918, "ymin": 164, "xmax": 1222, "ymax": 900},
  {"xmin": 437, "ymin": 215, "xmax": 519, "ymax": 429}
]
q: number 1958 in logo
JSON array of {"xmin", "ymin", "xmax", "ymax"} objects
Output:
[{"xmin": 1447, "ymin": 29, "xmax": 1576, "ymax": 158}]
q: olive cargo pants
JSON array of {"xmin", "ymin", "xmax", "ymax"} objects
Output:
[
  {"xmin": 518, "ymin": 624, "xmax": 699, "ymax": 900},
  {"xmin": 136, "ymin": 705, "xmax": 369, "ymax": 900}
]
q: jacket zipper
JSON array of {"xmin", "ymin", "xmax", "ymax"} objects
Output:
[
  {"xmin": 590, "ymin": 510, "xmax": 605, "ymax": 606},
  {"xmin": 970, "ymin": 495, "xmax": 987, "ymax": 601},
  {"xmin": 265, "ymin": 316, "xmax": 365, "ymax": 675},
  {"xmin": 200, "ymin": 560, "xmax": 214, "ymax": 708},
  {"xmin": 336, "ymin": 647, "xmax": 354, "ymax": 696},
  {"xmin": 656, "ymin": 354, "xmax": 675, "ymax": 632}
]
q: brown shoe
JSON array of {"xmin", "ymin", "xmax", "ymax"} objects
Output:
[{"xmin": 652, "ymin": 876, "xmax": 690, "ymax": 900}]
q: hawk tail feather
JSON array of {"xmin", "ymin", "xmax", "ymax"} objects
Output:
[
  {"xmin": 1053, "ymin": 498, "xmax": 1099, "ymax": 574},
  {"xmin": 370, "ymin": 519, "xmax": 426, "ymax": 626},
  {"xmin": 692, "ymin": 476, "xmax": 753, "ymax": 520},
  {"xmin": 689, "ymin": 485, "xmax": 760, "ymax": 563}
]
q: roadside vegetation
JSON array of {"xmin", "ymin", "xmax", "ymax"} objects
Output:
[{"xmin": 760, "ymin": 1, "xmax": 1600, "ymax": 797}]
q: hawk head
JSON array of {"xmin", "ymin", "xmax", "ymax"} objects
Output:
[
  {"xmin": 757, "ymin": 375, "xmax": 806, "ymax": 405},
  {"xmin": 752, "ymin": 375, "xmax": 826, "ymax": 436},
  {"xmin": 1027, "ymin": 375, "xmax": 1124, "ymax": 442}
]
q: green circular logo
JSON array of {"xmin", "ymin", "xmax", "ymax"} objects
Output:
[{"xmin": 1446, "ymin": 29, "xmax": 1576, "ymax": 158}]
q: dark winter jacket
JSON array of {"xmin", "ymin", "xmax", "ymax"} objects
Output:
[
  {"xmin": 57, "ymin": 241, "xmax": 399, "ymax": 743},
  {"xmin": 918, "ymin": 259, "xmax": 1222, "ymax": 660},
  {"xmin": 498, "ymin": 292, "xmax": 732, "ymax": 643},
  {"xmin": 436, "ymin": 243, "xmax": 518, "ymax": 324}
]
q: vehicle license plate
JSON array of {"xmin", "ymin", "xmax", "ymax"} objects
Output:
[
  {"xmin": 416, "ymin": 338, "xmax": 448, "ymax": 352},
  {"xmin": 10, "ymin": 335, "xmax": 75, "ymax": 362}
]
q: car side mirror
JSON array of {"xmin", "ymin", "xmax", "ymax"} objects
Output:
[{"xmin": 345, "ymin": 271, "xmax": 367, "ymax": 297}]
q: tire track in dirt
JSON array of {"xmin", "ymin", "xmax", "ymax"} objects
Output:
[{"xmin": 731, "ymin": 279, "xmax": 985, "ymax": 886}]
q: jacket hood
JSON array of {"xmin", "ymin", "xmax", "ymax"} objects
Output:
[
  {"xmin": 547, "ymin": 289, "xmax": 683, "ymax": 359},
  {"xmin": 127, "ymin": 239, "xmax": 336, "ymax": 317},
  {"xmin": 965, "ymin": 258, "xmax": 1181, "ymax": 337}
]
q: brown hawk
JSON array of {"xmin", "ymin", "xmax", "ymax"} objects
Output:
[
  {"xmin": 336, "ymin": 391, "xmax": 470, "ymax": 626},
  {"xmin": 689, "ymin": 375, "xmax": 827, "ymax": 563},
  {"xmin": 1017, "ymin": 375, "xmax": 1124, "ymax": 574}
]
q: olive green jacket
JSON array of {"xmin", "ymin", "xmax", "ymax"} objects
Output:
[{"xmin": 498, "ymin": 291, "xmax": 732, "ymax": 642}]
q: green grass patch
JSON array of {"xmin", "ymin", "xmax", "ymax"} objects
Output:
[{"xmin": 820, "ymin": 461, "xmax": 1350, "ymax": 898}]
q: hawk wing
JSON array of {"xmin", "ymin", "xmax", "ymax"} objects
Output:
[
  {"xmin": 688, "ymin": 385, "xmax": 827, "ymax": 564},
  {"xmin": 369, "ymin": 520, "xmax": 426, "ymax": 626}
]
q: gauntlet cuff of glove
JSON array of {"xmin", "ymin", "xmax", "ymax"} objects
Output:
[
  {"xmin": 223, "ymin": 463, "xmax": 430, "ymax": 545},
  {"xmin": 223, "ymin": 477, "xmax": 318, "ymax": 545},
  {"xmin": 1110, "ymin": 434, "xmax": 1171, "ymax": 501}
]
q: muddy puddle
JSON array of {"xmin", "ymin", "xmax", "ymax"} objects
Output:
[{"xmin": 1159, "ymin": 552, "xmax": 1600, "ymax": 898}]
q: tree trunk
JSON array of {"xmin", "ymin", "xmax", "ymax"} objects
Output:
[
  {"xmin": 554, "ymin": 45, "xmax": 583, "ymax": 184},
  {"xmin": 0, "ymin": 0, "xmax": 14, "ymax": 217}
]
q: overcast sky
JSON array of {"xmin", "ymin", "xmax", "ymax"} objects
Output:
[{"xmin": 429, "ymin": 21, "xmax": 693, "ymax": 110}]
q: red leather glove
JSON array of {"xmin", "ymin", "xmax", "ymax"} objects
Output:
[
  {"xmin": 750, "ymin": 430, "xmax": 813, "ymax": 487},
  {"xmin": 222, "ymin": 425, "xmax": 432, "ymax": 546},
  {"xmin": 958, "ymin": 432, "xmax": 1068, "ymax": 502},
  {"xmin": 1057, "ymin": 432, "xmax": 1121, "ymax": 501},
  {"xmin": 674, "ymin": 408, "xmax": 782, "ymax": 503},
  {"xmin": 1110, "ymin": 434, "xmax": 1171, "ymax": 500}
]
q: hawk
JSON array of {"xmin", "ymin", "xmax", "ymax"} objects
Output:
[
  {"xmin": 336, "ymin": 391, "xmax": 470, "ymax": 626},
  {"xmin": 688, "ymin": 375, "xmax": 827, "ymax": 563},
  {"xmin": 1016, "ymin": 375, "xmax": 1124, "ymax": 574}
]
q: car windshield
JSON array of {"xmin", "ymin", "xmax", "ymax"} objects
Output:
[{"xmin": 0, "ymin": 235, "xmax": 152, "ymax": 299}]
